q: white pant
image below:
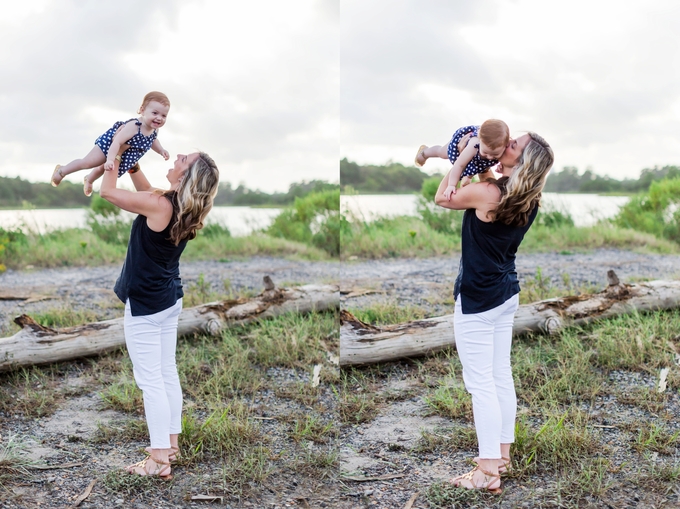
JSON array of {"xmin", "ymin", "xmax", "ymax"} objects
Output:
[
  {"xmin": 453, "ymin": 294, "xmax": 519, "ymax": 459},
  {"xmin": 124, "ymin": 299, "xmax": 183, "ymax": 449}
]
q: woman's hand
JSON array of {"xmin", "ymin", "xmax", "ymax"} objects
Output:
[{"xmin": 457, "ymin": 132, "xmax": 472, "ymax": 153}]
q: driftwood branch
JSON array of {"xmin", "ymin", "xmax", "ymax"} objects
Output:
[
  {"xmin": 0, "ymin": 278, "xmax": 338, "ymax": 372},
  {"xmin": 340, "ymin": 272, "xmax": 680, "ymax": 366}
]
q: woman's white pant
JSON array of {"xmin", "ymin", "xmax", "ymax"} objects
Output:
[
  {"xmin": 453, "ymin": 294, "xmax": 519, "ymax": 459},
  {"xmin": 124, "ymin": 299, "xmax": 183, "ymax": 449}
]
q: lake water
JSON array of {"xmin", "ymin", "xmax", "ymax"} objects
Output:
[
  {"xmin": 0, "ymin": 206, "xmax": 282, "ymax": 236},
  {"xmin": 341, "ymin": 193, "xmax": 630, "ymax": 227}
]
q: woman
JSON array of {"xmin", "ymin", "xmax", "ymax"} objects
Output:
[
  {"xmin": 100, "ymin": 152, "xmax": 219, "ymax": 478},
  {"xmin": 434, "ymin": 132, "xmax": 554, "ymax": 492}
]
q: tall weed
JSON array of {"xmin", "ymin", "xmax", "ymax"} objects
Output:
[
  {"xmin": 267, "ymin": 189, "xmax": 339, "ymax": 257},
  {"xmin": 614, "ymin": 177, "xmax": 680, "ymax": 243},
  {"xmin": 86, "ymin": 195, "xmax": 132, "ymax": 245}
]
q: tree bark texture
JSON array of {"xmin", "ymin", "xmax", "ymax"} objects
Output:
[
  {"xmin": 340, "ymin": 276, "xmax": 680, "ymax": 366},
  {"xmin": 0, "ymin": 283, "xmax": 338, "ymax": 372}
]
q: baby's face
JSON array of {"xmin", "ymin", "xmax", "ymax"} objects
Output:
[
  {"xmin": 478, "ymin": 142, "xmax": 504, "ymax": 160},
  {"xmin": 140, "ymin": 100, "xmax": 170, "ymax": 130}
]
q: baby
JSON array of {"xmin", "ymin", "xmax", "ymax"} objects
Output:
[
  {"xmin": 51, "ymin": 91, "xmax": 170, "ymax": 196},
  {"xmin": 415, "ymin": 119, "xmax": 510, "ymax": 200}
]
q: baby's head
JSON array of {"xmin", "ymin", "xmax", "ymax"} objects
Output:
[
  {"xmin": 138, "ymin": 91, "xmax": 171, "ymax": 130},
  {"xmin": 478, "ymin": 119, "xmax": 509, "ymax": 160},
  {"xmin": 138, "ymin": 91, "xmax": 171, "ymax": 114}
]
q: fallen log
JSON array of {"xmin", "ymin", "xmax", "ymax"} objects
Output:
[
  {"xmin": 0, "ymin": 278, "xmax": 338, "ymax": 372},
  {"xmin": 340, "ymin": 271, "xmax": 680, "ymax": 366}
]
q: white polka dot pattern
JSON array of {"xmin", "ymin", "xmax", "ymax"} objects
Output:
[
  {"xmin": 94, "ymin": 119, "xmax": 158, "ymax": 177},
  {"xmin": 447, "ymin": 125, "xmax": 498, "ymax": 180}
]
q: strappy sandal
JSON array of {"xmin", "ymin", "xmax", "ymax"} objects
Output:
[
  {"xmin": 51, "ymin": 165, "xmax": 64, "ymax": 187},
  {"xmin": 414, "ymin": 145, "xmax": 427, "ymax": 167},
  {"xmin": 474, "ymin": 456, "xmax": 512, "ymax": 475},
  {"xmin": 449, "ymin": 465, "xmax": 502, "ymax": 494},
  {"xmin": 499, "ymin": 456, "xmax": 511, "ymax": 475},
  {"xmin": 144, "ymin": 446, "xmax": 179, "ymax": 463},
  {"xmin": 126, "ymin": 456, "xmax": 172, "ymax": 480},
  {"xmin": 83, "ymin": 176, "xmax": 93, "ymax": 197}
]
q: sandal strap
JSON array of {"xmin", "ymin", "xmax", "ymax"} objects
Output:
[{"xmin": 477, "ymin": 466, "xmax": 501, "ymax": 481}]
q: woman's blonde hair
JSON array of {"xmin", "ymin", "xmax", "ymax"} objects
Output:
[
  {"xmin": 489, "ymin": 132, "xmax": 554, "ymax": 227},
  {"xmin": 166, "ymin": 152, "xmax": 219, "ymax": 245}
]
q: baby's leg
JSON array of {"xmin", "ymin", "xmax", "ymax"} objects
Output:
[
  {"xmin": 422, "ymin": 145, "xmax": 448, "ymax": 160},
  {"xmin": 415, "ymin": 144, "xmax": 449, "ymax": 167},
  {"xmin": 58, "ymin": 147, "xmax": 107, "ymax": 177},
  {"xmin": 83, "ymin": 165, "xmax": 105, "ymax": 197}
]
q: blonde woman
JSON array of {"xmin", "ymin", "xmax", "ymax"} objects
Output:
[
  {"xmin": 100, "ymin": 151, "xmax": 219, "ymax": 478},
  {"xmin": 434, "ymin": 132, "xmax": 554, "ymax": 492}
]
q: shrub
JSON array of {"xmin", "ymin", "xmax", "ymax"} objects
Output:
[
  {"xmin": 417, "ymin": 177, "xmax": 464, "ymax": 235},
  {"xmin": 614, "ymin": 177, "xmax": 680, "ymax": 243},
  {"xmin": 86, "ymin": 195, "xmax": 132, "ymax": 245},
  {"xmin": 267, "ymin": 189, "xmax": 339, "ymax": 257},
  {"xmin": 0, "ymin": 228, "xmax": 28, "ymax": 272}
]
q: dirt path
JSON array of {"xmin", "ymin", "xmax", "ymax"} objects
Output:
[{"xmin": 1, "ymin": 251, "xmax": 679, "ymax": 507}]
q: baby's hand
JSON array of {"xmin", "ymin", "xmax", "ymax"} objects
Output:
[
  {"xmin": 161, "ymin": 149, "xmax": 170, "ymax": 160},
  {"xmin": 443, "ymin": 185, "xmax": 457, "ymax": 200},
  {"xmin": 460, "ymin": 176, "xmax": 472, "ymax": 188},
  {"xmin": 104, "ymin": 160, "xmax": 115, "ymax": 171}
]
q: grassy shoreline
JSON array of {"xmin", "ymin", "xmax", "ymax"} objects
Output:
[{"xmin": 340, "ymin": 213, "xmax": 680, "ymax": 260}]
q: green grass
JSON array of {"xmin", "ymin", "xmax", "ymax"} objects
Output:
[
  {"xmin": 0, "ymin": 367, "xmax": 61, "ymax": 418},
  {"xmin": 343, "ymin": 297, "xmax": 680, "ymax": 507},
  {"xmin": 0, "ymin": 228, "xmax": 329, "ymax": 270},
  {"xmin": 0, "ymin": 435, "xmax": 34, "ymax": 489},
  {"xmin": 341, "ymin": 215, "xmax": 461, "ymax": 259},
  {"xmin": 340, "ymin": 213, "xmax": 680, "ymax": 260},
  {"xmin": 346, "ymin": 301, "xmax": 429, "ymax": 325}
]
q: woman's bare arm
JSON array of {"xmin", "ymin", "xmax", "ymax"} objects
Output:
[
  {"xmin": 100, "ymin": 163, "xmax": 173, "ymax": 232},
  {"xmin": 435, "ymin": 167, "xmax": 501, "ymax": 213}
]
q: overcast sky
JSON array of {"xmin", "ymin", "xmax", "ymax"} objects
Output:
[
  {"xmin": 4, "ymin": 1, "xmax": 679, "ymax": 194},
  {"xmin": 341, "ymin": 0, "xmax": 680, "ymax": 180},
  {"xmin": 0, "ymin": 0, "xmax": 338, "ymax": 192}
]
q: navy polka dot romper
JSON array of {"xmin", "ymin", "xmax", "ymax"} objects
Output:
[
  {"xmin": 95, "ymin": 119, "xmax": 158, "ymax": 177},
  {"xmin": 447, "ymin": 125, "xmax": 498, "ymax": 180}
]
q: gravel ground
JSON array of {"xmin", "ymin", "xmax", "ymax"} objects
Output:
[
  {"xmin": 0, "ymin": 257, "xmax": 339, "ymax": 335},
  {"xmin": 1, "ymin": 250, "xmax": 679, "ymax": 508},
  {"xmin": 341, "ymin": 249, "xmax": 680, "ymax": 316}
]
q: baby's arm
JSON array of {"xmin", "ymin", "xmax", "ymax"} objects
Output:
[
  {"xmin": 443, "ymin": 140, "xmax": 478, "ymax": 200},
  {"xmin": 104, "ymin": 122, "xmax": 137, "ymax": 171},
  {"xmin": 151, "ymin": 138, "xmax": 170, "ymax": 160}
]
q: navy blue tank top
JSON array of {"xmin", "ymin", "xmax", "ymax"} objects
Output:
[
  {"xmin": 453, "ymin": 201, "xmax": 538, "ymax": 314},
  {"xmin": 114, "ymin": 193, "xmax": 187, "ymax": 316}
]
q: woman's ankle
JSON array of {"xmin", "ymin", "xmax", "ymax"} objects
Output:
[{"xmin": 476, "ymin": 458, "xmax": 499, "ymax": 474}]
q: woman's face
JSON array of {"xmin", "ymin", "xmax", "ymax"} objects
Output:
[
  {"xmin": 167, "ymin": 153, "xmax": 200, "ymax": 185},
  {"xmin": 498, "ymin": 134, "xmax": 531, "ymax": 169}
]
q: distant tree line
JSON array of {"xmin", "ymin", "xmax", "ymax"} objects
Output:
[
  {"xmin": 544, "ymin": 165, "xmax": 680, "ymax": 193},
  {"xmin": 0, "ymin": 175, "xmax": 338, "ymax": 209},
  {"xmin": 340, "ymin": 158, "xmax": 680, "ymax": 195},
  {"xmin": 340, "ymin": 158, "xmax": 435, "ymax": 193},
  {"xmin": 0, "ymin": 176, "xmax": 91, "ymax": 208},
  {"xmin": 213, "ymin": 180, "xmax": 338, "ymax": 206}
]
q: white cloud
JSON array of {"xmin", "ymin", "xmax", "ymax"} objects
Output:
[
  {"xmin": 340, "ymin": 0, "xmax": 680, "ymax": 179},
  {"xmin": 0, "ymin": 0, "xmax": 339, "ymax": 192}
]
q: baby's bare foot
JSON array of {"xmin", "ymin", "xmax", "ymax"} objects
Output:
[{"xmin": 83, "ymin": 176, "xmax": 94, "ymax": 197}]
